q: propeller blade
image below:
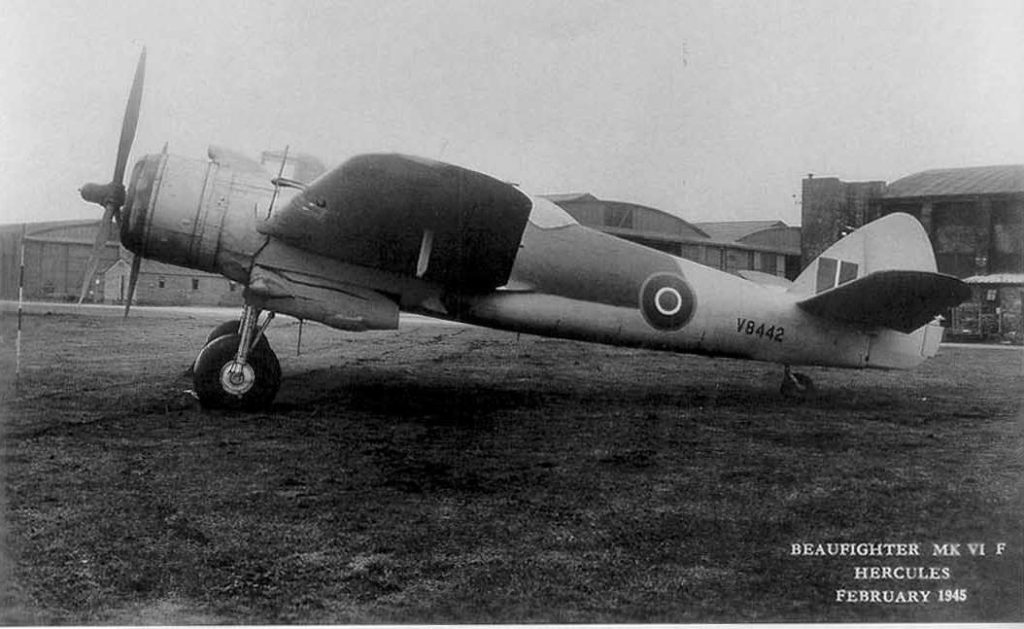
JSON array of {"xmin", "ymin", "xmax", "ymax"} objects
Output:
[
  {"xmin": 113, "ymin": 48, "xmax": 146, "ymax": 186},
  {"xmin": 80, "ymin": 48, "xmax": 146, "ymax": 304},
  {"xmin": 123, "ymin": 253, "xmax": 142, "ymax": 318},
  {"xmin": 78, "ymin": 205, "xmax": 115, "ymax": 303}
]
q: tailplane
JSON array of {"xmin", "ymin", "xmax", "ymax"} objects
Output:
[{"xmin": 796, "ymin": 269, "xmax": 970, "ymax": 333}]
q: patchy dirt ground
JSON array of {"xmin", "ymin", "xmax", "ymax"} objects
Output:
[{"xmin": 1, "ymin": 311, "xmax": 1022, "ymax": 623}]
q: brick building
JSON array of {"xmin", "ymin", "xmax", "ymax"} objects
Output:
[
  {"xmin": 801, "ymin": 164, "xmax": 1024, "ymax": 341},
  {"xmin": 101, "ymin": 258, "xmax": 242, "ymax": 307}
]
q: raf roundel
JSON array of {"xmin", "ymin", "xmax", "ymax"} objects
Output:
[{"xmin": 639, "ymin": 273, "xmax": 696, "ymax": 331}]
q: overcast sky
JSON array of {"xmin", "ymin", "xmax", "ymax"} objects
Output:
[{"xmin": 2, "ymin": 0, "xmax": 1022, "ymax": 226}]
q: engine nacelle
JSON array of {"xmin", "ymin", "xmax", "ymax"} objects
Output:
[
  {"xmin": 120, "ymin": 153, "xmax": 283, "ymax": 283},
  {"xmin": 247, "ymin": 265, "xmax": 399, "ymax": 331}
]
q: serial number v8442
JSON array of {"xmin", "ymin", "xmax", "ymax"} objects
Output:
[{"xmin": 736, "ymin": 318, "xmax": 784, "ymax": 342}]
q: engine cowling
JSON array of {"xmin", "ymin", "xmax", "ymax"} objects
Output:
[{"xmin": 120, "ymin": 153, "xmax": 282, "ymax": 283}]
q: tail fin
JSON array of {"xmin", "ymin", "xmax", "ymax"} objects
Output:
[
  {"xmin": 792, "ymin": 213, "xmax": 937, "ymax": 295},
  {"xmin": 793, "ymin": 213, "xmax": 970, "ymax": 336}
]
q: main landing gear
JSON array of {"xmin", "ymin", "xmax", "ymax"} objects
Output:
[
  {"xmin": 192, "ymin": 304, "xmax": 281, "ymax": 409},
  {"xmin": 780, "ymin": 364, "xmax": 815, "ymax": 398}
]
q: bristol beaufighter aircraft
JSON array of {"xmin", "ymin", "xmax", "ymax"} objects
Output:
[{"xmin": 79, "ymin": 52, "xmax": 970, "ymax": 408}]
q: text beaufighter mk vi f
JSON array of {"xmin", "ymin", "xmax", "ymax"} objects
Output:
[{"xmin": 79, "ymin": 52, "xmax": 970, "ymax": 408}]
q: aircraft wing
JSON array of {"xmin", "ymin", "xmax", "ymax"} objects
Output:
[
  {"xmin": 796, "ymin": 270, "xmax": 971, "ymax": 333},
  {"xmin": 257, "ymin": 154, "xmax": 533, "ymax": 293}
]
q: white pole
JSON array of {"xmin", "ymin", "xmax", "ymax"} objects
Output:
[{"xmin": 16, "ymin": 224, "xmax": 25, "ymax": 387}]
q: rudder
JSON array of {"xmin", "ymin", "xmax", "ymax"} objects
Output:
[
  {"xmin": 791, "ymin": 213, "xmax": 970, "ymax": 368},
  {"xmin": 792, "ymin": 213, "xmax": 936, "ymax": 296}
]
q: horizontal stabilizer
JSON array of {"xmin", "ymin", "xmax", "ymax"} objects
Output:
[{"xmin": 797, "ymin": 270, "xmax": 970, "ymax": 333}]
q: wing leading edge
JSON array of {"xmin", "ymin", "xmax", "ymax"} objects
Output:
[{"xmin": 796, "ymin": 270, "xmax": 971, "ymax": 333}]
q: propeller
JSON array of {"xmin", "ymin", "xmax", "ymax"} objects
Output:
[
  {"xmin": 78, "ymin": 48, "xmax": 146, "ymax": 305},
  {"xmin": 123, "ymin": 253, "xmax": 142, "ymax": 317}
]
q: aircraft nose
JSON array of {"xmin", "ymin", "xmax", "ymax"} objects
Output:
[
  {"xmin": 119, "ymin": 155, "xmax": 160, "ymax": 253},
  {"xmin": 80, "ymin": 182, "xmax": 125, "ymax": 207}
]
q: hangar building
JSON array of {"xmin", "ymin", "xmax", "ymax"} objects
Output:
[
  {"xmin": 0, "ymin": 220, "xmax": 236, "ymax": 306},
  {"xmin": 545, "ymin": 193, "xmax": 801, "ymax": 280},
  {"xmin": 0, "ymin": 220, "xmax": 121, "ymax": 302},
  {"xmin": 802, "ymin": 164, "xmax": 1024, "ymax": 342}
]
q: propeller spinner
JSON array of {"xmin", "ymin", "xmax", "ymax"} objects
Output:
[{"xmin": 78, "ymin": 48, "xmax": 146, "ymax": 312}]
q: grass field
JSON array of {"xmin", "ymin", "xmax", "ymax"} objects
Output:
[{"xmin": 1, "ymin": 311, "xmax": 1022, "ymax": 623}]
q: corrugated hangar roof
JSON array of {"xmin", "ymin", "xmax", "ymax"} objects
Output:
[
  {"xmin": 963, "ymin": 273, "xmax": 1024, "ymax": 286},
  {"xmin": 884, "ymin": 165, "xmax": 1024, "ymax": 198},
  {"xmin": 543, "ymin": 192, "xmax": 711, "ymax": 238},
  {"xmin": 695, "ymin": 220, "xmax": 789, "ymax": 243}
]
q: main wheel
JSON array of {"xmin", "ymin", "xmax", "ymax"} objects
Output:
[
  {"xmin": 189, "ymin": 321, "xmax": 271, "ymax": 377},
  {"xmin": 193, "ymin": 333, "xmax": 281, "ymax": 409}
]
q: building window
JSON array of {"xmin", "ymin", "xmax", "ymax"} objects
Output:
[
  {"xmin": 605, "ymin": 205, "xmax": 634, "ymax": 229},
  {"xmin": 158, "ymin": 277, "xmax": 166, "ymax": 289},
  {"xmin": 228, "ymin": 281, "xmax": 237, "ymax": 292},
  {"xmin": 191, "ymin": 278, "xmax": 200, "ymax": 291},
  {"xmin": 723, "ymin": 248, "xmax": 756, "ymax": 273},
  {"xmin": 680, "ymin": 244, "xmax": 702, "ymax": 262},
  {"xmin": 704, "ymin": 247, "xmax": 723, "ymax": 269}
]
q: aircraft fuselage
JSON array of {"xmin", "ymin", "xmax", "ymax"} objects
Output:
[
  {"xmin": 456, "ymin": 203, "xmax": 941, "ymax": 370},
  {"xmin": 119, "ymin": 152, "xmax": 941, "ymax": 375}
]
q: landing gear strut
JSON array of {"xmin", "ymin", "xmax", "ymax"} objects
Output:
[
  {"xmin": 780, "ymin": 364, "xmax": 815, "ymax": 398},
  {"xmin": 193, "ymin": 304, "xmax": 280, "ymax": 409}
]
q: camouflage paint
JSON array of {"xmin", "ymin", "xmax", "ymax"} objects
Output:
[
  {"xmin": 259, "ymin": 154, "xmax": 533, "ymax": 293},
  {"xmin": 455, "ymin": 200, "xmax": 957, "ymax": 370}
]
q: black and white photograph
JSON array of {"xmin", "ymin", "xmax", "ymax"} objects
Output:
[{"xmin": 1, "ymin": 0, "xmax": 1021, "ymax": 624}]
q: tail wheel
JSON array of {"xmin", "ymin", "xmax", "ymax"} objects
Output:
[
  {"xmin": 193, "ymin": 333, "xmax": 281, "ymax": 409},
  {"xmin": 780, "ymin": 371, "xmax": 815, "ymax": 399}
]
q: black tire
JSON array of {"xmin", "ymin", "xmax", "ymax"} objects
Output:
[
  {"xmin": 206, "ymin": 320, "xmax": 271, "ymax": 348},
  {"xmin": 191, "ymin": 320, "xmax": 270, "ymax": 377},
  {"xmin": 193, "ymin": 333, "xmax": 281, "ymax": 409}
]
